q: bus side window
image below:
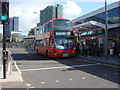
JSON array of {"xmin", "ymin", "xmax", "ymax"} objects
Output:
[
  {"xmin": 49, "ymin": 22, "xmax": 52, "ymax": 31},
  {"xmin": 39, "ymin": 40, "xmax": 42, "ymax": 46},
  {"xmin": 50, "ymin": 38, "xmax": 54, "ymax": 48},
  {"xmin": 46, "ymin": 24, "xmax": 48, "ymax": 32},
  {"xmin": 48, "ymin": 22, "xmax": 52, "ymax": 31},
  {"xmin": 40, "ymin": 27, "xmax": 42, "ymax": 34},
  {"xmin": 43, "ymin": 26, "xmax": 45, "ymax": 33}
]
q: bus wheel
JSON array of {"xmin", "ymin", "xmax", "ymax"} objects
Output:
[{"xmin": 46, "ymin": 50, "xmax": 48, "ymax": 57}]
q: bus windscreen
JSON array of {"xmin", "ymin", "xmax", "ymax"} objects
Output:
[{"xmin": 54, "ymin": 19, "xmax": 72, "ymax": 30}]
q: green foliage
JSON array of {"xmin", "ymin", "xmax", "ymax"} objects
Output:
[{"xmin": 6, "ymin": 38, "xmax": 10, "ymax": 42}]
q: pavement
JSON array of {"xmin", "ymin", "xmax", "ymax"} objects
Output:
[
  {"xmin": 76, "ymin": 55, "xmax": 120, "ymax": 67},
  {"xmin": 0, "ymin": 48, "xmax": 119, "ymax": 89},
  {"xmin": 0, "ymin": 48, "xmax": 27, "ymax": 89}
]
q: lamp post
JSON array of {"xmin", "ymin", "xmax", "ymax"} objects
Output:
[
  {"xmin": 104, "ymin": 0, "xmax": 108, "ymax": 60},
  {"xmin": 33, "ymin": 12, "xmax": 40, "ymax": 26},
  {"xmin": 33, "ymin": 12, "xmax": 39, "ymax": 15}
]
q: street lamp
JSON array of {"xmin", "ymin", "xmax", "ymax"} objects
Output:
[
  {"xmin": 33, "ymin": 12, "xmax": 40, "ymax": 26},
  {"xmin": 33, "ymin": 12, "xmax": 40, "ymax": 15},
  {"xmin": 104, "ymin": 0, "xmax": 108, "ymax": 60}
]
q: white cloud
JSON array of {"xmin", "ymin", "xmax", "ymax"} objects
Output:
[
  {"xmin": 63, "ymin": 1, "xmax": 82, "ymax": 19},
  {"xmin": 9, "ymin": 1, "xmax": 52, "ymax": 35}
]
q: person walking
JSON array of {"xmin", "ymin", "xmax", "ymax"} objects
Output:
[{"xmin": 76, "ymin": 43, "xmax": 80, "ymax": 55}]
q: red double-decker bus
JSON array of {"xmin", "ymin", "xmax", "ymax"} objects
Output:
[{"xmin": 34, "ymin": 18, "xmax": 76, "ymax": 57}]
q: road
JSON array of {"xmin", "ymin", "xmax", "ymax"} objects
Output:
[{"xmin": 10, "ymin": 48, "xmax": 119, "ymax": 88}]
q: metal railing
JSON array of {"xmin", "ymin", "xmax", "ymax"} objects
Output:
[{"xmin": 0, "ymin": 42, "xmax": 34, "ymax": 49}]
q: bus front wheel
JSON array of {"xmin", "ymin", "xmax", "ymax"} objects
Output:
[{"xmin": 46, "ymin": 50, "xmax": 48, "ymax": 57}]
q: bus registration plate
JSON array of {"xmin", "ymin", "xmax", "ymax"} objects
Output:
[{"xmin": 63, "ymin": 54, "xmax": 68, "ymax": 57}]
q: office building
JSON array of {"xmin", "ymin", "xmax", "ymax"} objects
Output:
[
  {"xmin": 8, "ymin": 17, "xmax": 21, "ymax": 38},
  {"xmin": 40, "ymin": 4, "xmax": 63, "ymax": 25},
  {"xmin": 13, "ymin": 17, "xmax": 19, "ymax": 31}
]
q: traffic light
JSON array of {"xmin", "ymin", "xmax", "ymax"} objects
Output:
[
  {"xmin": 0, "ymin": 1, "xmax": 9, "ymax": 24},
  {"xmin": 1, "ymin": 13, "xmax": 7, "ymax": 20}
]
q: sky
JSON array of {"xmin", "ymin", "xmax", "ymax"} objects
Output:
[{"xmin": 0, "ymin": 0, "xmax": 119, "ymax": 35}]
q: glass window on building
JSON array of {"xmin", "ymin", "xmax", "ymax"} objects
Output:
[
  {"xmin": 43, "ymin": 26, "xmax": 45, "ymax": 33},
  {"xmin": 81, "ymin": 32, "xmax": 87, "ymax": 36},
  {"xmin": 49, "ymin": 22, "xmax": 52, "ymax": 31},
  {"xmin": 41, "ymin": 26, "xmax": 43, "ymax": 33},
  {"xmin": 97, "ymin": 30, "xmax": 102, "ymax": 34}
]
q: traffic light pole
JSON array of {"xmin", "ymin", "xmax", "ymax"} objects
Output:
[
  {"xmin": 1, "ymin": 0, "xmax": 9, "ymax": 79},
  {"xmin": 3, "ymin": 22, "xmax": 6, "ymax": 79}
]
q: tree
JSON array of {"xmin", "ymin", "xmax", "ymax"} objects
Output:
[
  {"xmin": 28, "ymin": 28, "xmax": 35, "ymax": 36},
  {"xmin": 6, "ymin": 38, "xmax": 10, "ymax": 42}
]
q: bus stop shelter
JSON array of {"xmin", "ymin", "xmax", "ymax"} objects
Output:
[
  {"xmin": 73, "ymin": 20, "xmax": 109, "ymax": 60},
  {"xmin": 73, "ymin": 20, "xmax": 105, "ymax": 33}
]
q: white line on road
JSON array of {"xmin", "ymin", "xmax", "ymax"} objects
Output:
[
  {"xmin": 21, "ymin": 64, "xmax": 99, "ymax": 72},
  {"xmin": 13, "ymin": 60, "xmax": 22, "ymax": 75},
  {"xmin": 69, "ymin": 79, "xmax": 73, "ymax": 81},
  {"xmin": 56, "ymin": 80, "xmax": 59, "ymax": 83},
  {"xmin": 26, "ymin": 84, "xmax": 31, "ymax": 87},
  {"xmin": 41, "ymin": 82, "xmax": 45, "ymax": 84},
  {"xmin": 9, "ymin": 50, "xmax": 22, "ymax": 75},
  {"xmin": 82, "ymin": 77, "xmax": 86, "ymax": 79}
]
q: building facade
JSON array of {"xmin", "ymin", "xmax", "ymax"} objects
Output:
[
  {"xmin": 40, "ymin": 4, "xmax": 63, "ymax": 25},
  {"xmin": 13, "ymin": 17, "xmax": 19, "ymax": 31},
  {"xmin": 73, "ymin": 1, "xmax": 120, "ymax": 56},
  {"xmin": 9, "ymin": 17, "xmax": 20, "ymax": 37}
]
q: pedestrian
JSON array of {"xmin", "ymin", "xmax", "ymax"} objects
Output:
[
  {"xmin": 76, "ymin": 43, "xmax": 80, "ymax": 55},
  {"xmin": 81, "ymin": 41, "xmax": 84, "ymax": 56},
  {"xmin": 85, "ymin": 42, "xmax": 90, "ymax": 56},
  {"xmin": 89, "ymin": 43, "xmax": 93, "ymax": 57},
  {"xmin": 110, "ymin": 40, "xmax": 117, "ymax": 56}
]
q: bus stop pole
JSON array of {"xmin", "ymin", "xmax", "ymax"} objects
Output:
[{"xmin": 104, "ymin": 0, "xmax": 108, "ymax": 60}]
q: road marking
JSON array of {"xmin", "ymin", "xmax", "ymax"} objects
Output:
[
  {"xmin": 82, "ymin": 77, "xmax": 86, "ymax": 79},
  {"xmin": 21, "ymin": 64, "xmax": 99, "ymax": 72},
  {"xmin": 94, "ymin": 76, "xmax": 97, "ymax": 77},
  {"xmin": 10, "ymin": 50, "xmax": 22, "ymax": 75},
  {"xmin": 13, "ymin": 60, "xmax": 22, "ymax": 74},
  {"xmin": 26, "ymin": 84, "xmax": 31, "ymax": 87},
  {"xmin": 29, "ymin": 87, "xmax": 35, "ymax": 88},
  {"xmin": 69, "ymin": 79, "xmax": 73, "ymax": 81},
  {"xmin": 41, "ymin": 82, "xmax": 45, "ymax": 84},
  {"xmin": 56, "ymin": 80, "xmax": 59, "ymax": 83},
  {"xmin": 9, "ymin": 51, "xmax": 12, "ymax": 55}
]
